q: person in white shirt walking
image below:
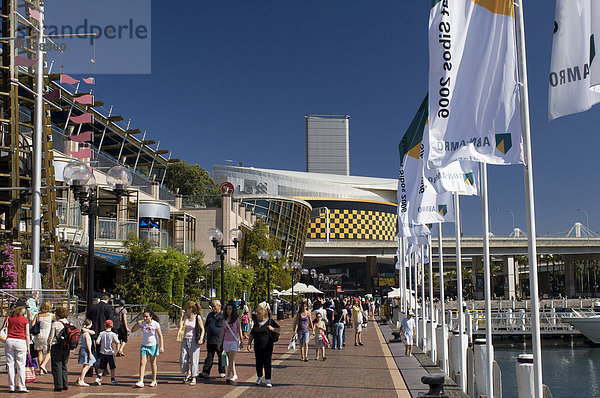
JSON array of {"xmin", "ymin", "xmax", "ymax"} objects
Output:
[
  {"xmin": 401, "ymin": 312, "xmax": 416, "ymax": 356},
  {"xmin": 131, "ymin": 310, "xmax": 164, "ymax": 388},
  {"xmin": 95, "ymin": 320, "xmax": 120, "ymax": 386}
]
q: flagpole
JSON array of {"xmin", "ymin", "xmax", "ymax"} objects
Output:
[
  {"xmin": 428, "ymin": 235, "xmax": 435, "ymax": 362},
  {"xmin": 408, "ymin": 249, "xmax": 413, "ymax": 314},
  {"xmin": 31, "ymin": 2, "xmax": 44, "ymax": 290},
  {"xmin": 400, "ymin": 236, "xmax": 406, "ymax": 313},
  {"xmin": 453, "ymin": 193, "xmax": 466, "ymax": 391},
  {"xmin": 515, "ymin": 1, "xmax": 543, "ymax": 397},
  {"xmin": 420, "ymin": 244, "xmax": 426, "ymax": 349},
  {"xmin": 438, "ymin": 222, "xmax": 448, "ymax": 373},
  {"xmin": 481, "ymin": 162, "xmax": 494, "ymax": 398},
  {"xmin": 414, "ymin": 251, "xmax": 419, "ymax": 344}
]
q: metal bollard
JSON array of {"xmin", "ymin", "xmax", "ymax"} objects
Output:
[
  {"xmin": 474, "ymin": 338, "xmax": 494, "ymax": 397},
  {"xmin": 418, "ymin": 375, "xmax": 448, "ymax": 398},
  {"xmin": 516, "ymin": 354, "xmax": 534, "ymax": 398},
  {"xmin": 449, "ymin": 331, "xmax": 468, "ymax": 389},
  {"xmin": 436, "ymin": 325, "xmax": 449, "ymax": 374}
]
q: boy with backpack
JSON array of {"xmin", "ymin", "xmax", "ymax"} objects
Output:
[
  {"xmin": 47, "ymin": 306, "xmax": 80, "ymax": 391},
  {"xmin": 95, "ymin": 320, "xmax": 120, "ymax": 386}
]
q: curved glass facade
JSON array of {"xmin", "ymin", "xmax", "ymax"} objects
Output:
[{"xmin": 240, "ymin": 196, "xmax": 311, "ymax": 263}]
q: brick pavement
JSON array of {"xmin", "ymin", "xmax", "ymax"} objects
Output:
[{"xmin": 0, "ymin": 318, "xmax": 411, "ymax": 397}]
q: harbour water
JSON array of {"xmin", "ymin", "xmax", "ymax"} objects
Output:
[{"xmin": 494, "ymin": 339, "xmax": 600, "ymax": 398}]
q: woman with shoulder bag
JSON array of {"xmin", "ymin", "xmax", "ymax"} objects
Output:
[
  {"xmin": 32, "ymin": 300, "xmax": 54, "ymax": 374},
  {"xmin": 247, "ymin": 306, "xmax": 280, "ymax": 388},
  {"xmin": 218, "ymin": 301, "xmax": 243, "ymax": 383},
  {"xmin": 292, "ymin": 300, "xmax": 313, "ymax": 361},
  {"xmin": 4, "ymin": 305, "xmax": 30, "ymax": 393},
  {"xmin": 178, "ymin": 301, "xmax": 205, "ymax": 385},
  {"xmin": 114, "ymin": 300, "xmax": 129, "ymax": 357}
]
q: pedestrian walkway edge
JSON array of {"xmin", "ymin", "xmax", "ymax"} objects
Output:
[{"xmin": 375, "ymin": 322, "xmax": 412, "ymax": 398}]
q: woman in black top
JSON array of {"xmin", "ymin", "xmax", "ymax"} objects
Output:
[{"xmin": 247, "ymin": 306, "xmax": 280, "ymax": 388}]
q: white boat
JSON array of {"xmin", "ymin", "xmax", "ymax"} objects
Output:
[{"xmin": 565, "ymin": 314, "xmax": 600, "ymax": 344}]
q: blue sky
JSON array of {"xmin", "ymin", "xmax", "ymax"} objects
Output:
[{"xmin": 78, "ymin": 1, "xmax": 598, "ymax": 237}]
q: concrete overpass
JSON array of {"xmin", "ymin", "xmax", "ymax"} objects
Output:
[{"xmin": 304, "ymin": 237, "xmax": 600, "ymax": 298}]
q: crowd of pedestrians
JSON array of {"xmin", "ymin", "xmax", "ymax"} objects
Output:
[{"xmin": 2, "ymin": 292, "xmax": 376, "ymax": 392}]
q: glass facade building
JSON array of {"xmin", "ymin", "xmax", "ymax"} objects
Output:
[
  {"xmin": 306, "ymin": 115, "xmax": 350, "ymax": 176},
  {"xmin": 239, "ymin": 196, "xmax": 311, "ymax": 263}
]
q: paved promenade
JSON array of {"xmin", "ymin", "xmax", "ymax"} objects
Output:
[{"xmin": 0, "ymin": 318, "xmax": 411, "ymax": 397}]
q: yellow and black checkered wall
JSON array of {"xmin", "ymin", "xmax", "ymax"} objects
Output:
[{"xmin": 307, "ymin": 208, "xmax": 397, "ymax": 241}]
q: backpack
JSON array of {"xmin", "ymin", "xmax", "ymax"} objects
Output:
[{"xmin": 57, "ymin": 321, "xmax": 80, "ymax": 350}]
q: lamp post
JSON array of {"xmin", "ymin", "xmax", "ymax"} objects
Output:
[
  {"xmin": 63, "ymin": 161, "xmax": 132, "ymax": 309},
  {"xmin": 208, "ymin": 227, "xmax": 243, "ymax": 305},
  {"xmin": 258, "ymin": 249, "xmax": 282, "ymax": 303},
  {"xmin": 284, "ymin": 261, "xmax": 301, "ymax": 315},
  {"xmin": 577, "ymin": 208, "xmax": 590, "ymax": 231}
]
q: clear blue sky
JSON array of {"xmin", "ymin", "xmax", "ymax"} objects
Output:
[{"xmin": 83, "ymin": 0, "xmax": 598, "ymax": 237}]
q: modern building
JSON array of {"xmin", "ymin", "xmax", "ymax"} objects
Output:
[
  {"xmin": 212, "ymin": 165, "xmax": 398, "ymax": 295},
  {"xmin": 306, "ymin": 115, "xmax": 349, "ymax": 176}
]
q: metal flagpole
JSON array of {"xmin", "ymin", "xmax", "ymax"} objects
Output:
[
  {"xmin": 408, "ymin": 249, "xmax": 413, "ymax": 315},
  {"xmin": 481, "ymin": 162, "xmax": 494, "ymax": 398},
  {"xmin": 31, "ymin": 2, "xmax": 45, "ymax": 290},
  {"xmin": 400, "ymin": 236, "xmax": 405, "ymax": 313},
  {"xmin": 454, "ymin": 193, "xmax": 466, "ymax": 391},
  {"xmin": 514, "ymin": 1, "xmax": 543, "ymax": 397},
  {"xmin": 438, "ymin": 222, "xmax": 448, "ymax": 373},
  {"xmin": 420, "ymin": 244, "xmax": 426, "ymax": 349},
  {"xmin": 428, "ymin": 235, "xmax": 435, "ymax": 362},
  {"xmin": 413, "ymin": 251, "xmax": 419, "ymax": 344}
]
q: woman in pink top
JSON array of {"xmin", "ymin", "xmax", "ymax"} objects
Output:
[
  {"xmin": 4, "ymin": 306, "xmax": 30, "ymax": 393},
  {"xmin": 218, "ymin": 302, "xmax": 243, "ymax": 383}
]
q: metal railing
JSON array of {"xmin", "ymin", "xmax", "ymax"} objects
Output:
[
  {"xmin": 139, "ymin": 229, "xmax": 169, "ymax": 249},
  {"xmin": 97, "ymin": 218, "xmax": 138, "ymax": 241},
  {"xmin": 0, "ymin": 289, "xmax": 82, "ymax": 317}
]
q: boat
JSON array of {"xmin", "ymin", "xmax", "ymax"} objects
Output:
[{"xmin": 565, "ymin": 312, "xmax": 600, "ymax": 344}]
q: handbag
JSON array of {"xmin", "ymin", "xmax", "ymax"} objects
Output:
[
  {"xmin": 31, "ymin": 320, "xmax": 41, "ymax": 336},
  {"xmin": 0, "ymin": 318, "xmax": 8, "ymax": 342},
  {"xmin": 176, "ymin": 320, "xmax": 185, "ymax": 343},
  {"xmin": 221, "ymin": 350, "xmax": 229, "ymax": 367},
  {"xmin": 268, "ymin": 319, "xmax": 279, "ymax": 343},
  {"xmin": 287, "ymin": 335, "xmax": 296, "ymax": 350},
  {"xmin": 25, "ymin": 354, "xmax": 37, "ymax": 383},
  {"xmin": 320, "ymin": 329, "xmax": 330, "ymax": 346}
]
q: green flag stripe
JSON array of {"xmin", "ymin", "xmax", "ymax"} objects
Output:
[{"xmin": 398, "ymin": 94, "xmax": 428, "ymax": 165}]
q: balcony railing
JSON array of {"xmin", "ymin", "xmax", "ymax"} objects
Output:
[
  {"xmin": 57, "ymin": 198, "xmax": 83, "ymax": 228},
  {"xmin": 139, "ymin": 229, "xmax": 169, "ymax": 249},
  {"xmin": 97, "ymin": 218, "xmax": 138, "ymax": 241}
]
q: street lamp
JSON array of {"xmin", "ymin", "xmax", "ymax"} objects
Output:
[
  {"xmin": 63, "ymin": 161, "xmax": 132, "ymax": 309},
  {"xmin": 209, "ymin": 227, "xmax": 243, "ymax": 305},
  {"xmin": 258, "ymin": 249, "xmax": 282, "ymax": 303},
  {"xmin": 284, "ymin": 261, "xmax": 302, "ymax": 315},
  {"xmin": 577, "ymin": 208, "xmax": 590, "ymax": 231},
  {"xmin": 495, "ymin": 208, "xmax": 515, "ymax": 235}
]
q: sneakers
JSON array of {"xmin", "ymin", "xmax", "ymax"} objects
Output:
[
  {"xmin": 199, "ymin": 372, "xmax": 209, "ymax": 378},
  {"xmin": 134, "ymin": 381, "xmax": 144, "ymax": 388},
  {"xmin": 219, "ymin": 373, "xmax": 226, "ymax": 378},
  {"xmin": 77, "ymin": 381, "xmax": 90, "ymax": 387},
  {"xmin": 256, "ymin": 377, "xmax": 263, "ymax": 385},
  {"xmin": 231, "ymin": 374, "xmax": 238, "ymax": 382},
  {"xmin": 150, "ymin": 380, "xmax": 158, "ymax": 387},
  {"xmin": 111, "ymin": 379, "xmax": 118, "ymax": 386},
  {"xmin": 266, "ymin": 380, "xmax": 273, "ymax": 388},
  {"xmin": 94, "ymin": 377, "xmax": 102, "ymax": 386}
]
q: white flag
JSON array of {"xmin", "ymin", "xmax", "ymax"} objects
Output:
[
  {"xmin": 427, "ymin": 0, "xmax": 523, "ymax": 168},
  {"xmin": 549, "ymin": 0, "xmax": 600, "ymax": 119}
]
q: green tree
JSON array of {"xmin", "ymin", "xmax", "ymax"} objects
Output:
[
  {"xmin": 213, "ymin": 264, "xmax": 256, "ymax": 303},
  {"xmin": 240, "ymin": 219, "xmax": 291, "ymax": 306},
  {"xmin": 163, "ymin": 161, "xmax": 221, "ymax": 208}
]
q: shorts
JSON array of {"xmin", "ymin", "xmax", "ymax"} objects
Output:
[
  {"xmin": 297, "ymin": 331, "xmax": 310, "ymax": 345},
  {"xmin": 117, "ymin": 325, "xmax": 128, "ymax": 343},
  {"xmin": 404, "ymin": 334, "xmax": 414, "ymax": 346},
  {"xmin": 78, "ymin": 349, "xmax": 96, "ymax": 366},
  {"xmin": 98, "ymin": 353, "xmax": 116, "ymax": 370},
  {"xmin": 242, "ymin": 323, "xmax": 250, "ymax": 332},
  {"xmin": 354, "ymin": 323, "xmax": 363, "ymax": 333},
  {"xmin": 223, "ymin": 340, "xmax": 239, "ymax": 352},
  {"xmin": 140, "ymin": 344, "xmax": 159, "ymax": 357}
]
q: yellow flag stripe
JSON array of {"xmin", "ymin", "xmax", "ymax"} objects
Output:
[
  {"xmin": 472, "ymin": 0, "xmax": 514, "ymax": 18},
  {"xmin": 407, "ymin": 143, "xmax": 420, "ymax": 159}
]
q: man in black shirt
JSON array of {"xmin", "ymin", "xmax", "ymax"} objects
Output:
[
  {"xmin": 86, "ymin": 294, "xmax": 114, "ymax": 374},
  {"xmin": 200, "ymin": 300, "xmax": 225, "ymax": 378}
]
